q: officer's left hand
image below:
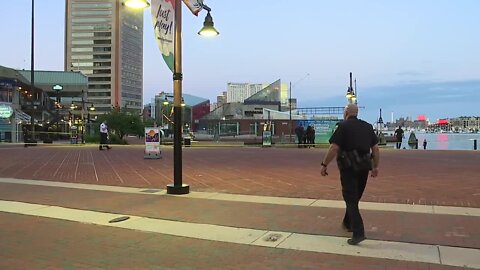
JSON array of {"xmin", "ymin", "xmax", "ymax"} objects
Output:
[{"xmin": 320, "ymin": 166, "xmax": 328, "ymax": 176}]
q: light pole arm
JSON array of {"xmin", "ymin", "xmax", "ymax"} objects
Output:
[
  {"xmin": 202, "ymin": 4, "xmax": 211, "ymax": 12},
  {"xmin": 289, "ymin": 73, "xmax": 309, "ymax": 143}
]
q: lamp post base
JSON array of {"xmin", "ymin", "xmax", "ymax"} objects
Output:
[{"xmin": 166, "ymin": 184, "xmax": 190, "ymax": 195}]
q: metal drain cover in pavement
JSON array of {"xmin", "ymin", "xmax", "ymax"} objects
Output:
[
  {"xmin": 263, "ymin": 233, "xmax": 283, "ymax": 242},
  {"xmin": 109, "ymin": 216, "xmax": 130, "ymax": 223},
  {"xmin": 140, "ymin": 189, "xmax": 161, "ymax": 193}
]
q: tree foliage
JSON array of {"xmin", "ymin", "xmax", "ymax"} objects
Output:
[{"xmin": 97, "ymin": 108, "xmax": 144, "ymax": 140}]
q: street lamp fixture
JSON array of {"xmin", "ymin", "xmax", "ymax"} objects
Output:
[
  {"xmin": 198, "ymin": 11, "xmax": 219, "ymax": 37},
  {"xmin": 163, "ymin": 96, "xmax": 169, "ymax": 105},
  {"xmin": 89, "ymin": 104, "xmax": 96, "ymax": 111},
  {"xmin": 123, "ymin": 0, "xmax": 150, "ymax": 9},
  {"xmin": 70, "ymin": 103, "xmax": 76, "ymax": 110},
  {"xmin": 181, "ymin": 97, "xmax": 186, "ymax": 107},
  {"xmin": 346, "ymin": 91, "xmax": 353, "ymax": 99},
  {"xmin": 346, "ymin": 72, "xmax": 356, "ymax": 104}
]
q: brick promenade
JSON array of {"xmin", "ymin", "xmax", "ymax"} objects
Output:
[
  {"xmin": 1, "ymin": 144, "xmax": 479, "ymax": 206},
  {"xmin": 0, "ymin": 143, "xmax": 479, "ymax": 269}
]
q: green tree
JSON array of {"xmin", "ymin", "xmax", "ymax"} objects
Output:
[
  {"xmin": 143, "ymin": 118, "xmax": 159, "ymax": 128},
  {"xmin": 98, "ymin": 108, "xmax": 145, "ymax": 140}
]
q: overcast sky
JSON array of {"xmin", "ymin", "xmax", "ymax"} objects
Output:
[{"xmin": 1, "ymin": 0, "xmax": 479, "ymax": 123}]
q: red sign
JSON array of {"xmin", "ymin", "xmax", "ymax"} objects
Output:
[
  {"xmin": 437, "ymin": 119, "xmax": 449, "ymax": 125},
  {"xmin": 417, "ymin": 115, "xmax": 426, "ymax": 121}
]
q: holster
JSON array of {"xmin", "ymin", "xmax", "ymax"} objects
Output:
[{"xmin": 337, "ymin": 150, "xmax": 372, "ymax": 172}]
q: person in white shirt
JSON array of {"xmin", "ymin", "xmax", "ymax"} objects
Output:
[{"xmin": 99, "ymin": 120, "xmax": 111, "ymax": 150}]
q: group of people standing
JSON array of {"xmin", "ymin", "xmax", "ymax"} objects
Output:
[{"xmin": 294, "ymin": 124, "xmax": 316, "ymax": 147}]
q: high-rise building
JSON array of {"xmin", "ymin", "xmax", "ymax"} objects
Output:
[
  {"xmin": 65, "ymin": 0, "xmax": 144, "ymax": 114},
  {"xmin": 226, "ymin": 83, "xmax": 264, "ymax": 103},
  {"xmin": 216, "ymin": 91, "xmax": 226, "ymax": 107},
  {"xmin": 226, "ymin": 81, "xmax": 289, "ymax": 105}
]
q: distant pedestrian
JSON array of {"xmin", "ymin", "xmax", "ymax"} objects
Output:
[
  {"xmin": 302, "ymin": 128, "xmax": 308, "ymax": 147},
  {"xmin": 306, "ymin": 125, "xmax": 315, "ymax": 148},
  {"xmin": 294, "ymin": 124, "xmax": 304, "ymax": 147},
  {"xmin": 311, "ymin": 125, "xmax": 316, "ymax": 146},
  {"xmin": 394, "ymin": 126, "xmax": 405, "ymax": 149},
  {"xmin": 99, "ymin": 120, "xmax": 111, "ymax": 150},
  {"xmin": 320, "ymin": 104, "xmax": 380, "ymax": 246},
  {"xmin": 423, "ymin": 139, "xmax": 427, "ymax": 150}
]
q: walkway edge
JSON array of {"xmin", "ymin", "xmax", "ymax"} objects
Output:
[
  {"xmin": 1, "ymin": 200, "xmax": 479, "ymax": 269},
  {"xmin": 1, "ymin": 177, "xmax": 479, "ymax": 217}
]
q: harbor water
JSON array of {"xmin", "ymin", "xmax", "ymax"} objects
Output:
[{"xmin": 390, "ymin": 132, "xmax": 480, "ymax": 150}]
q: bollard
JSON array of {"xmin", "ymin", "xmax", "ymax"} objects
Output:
[{"xmin": 474, "ymin": 139, "xmax": 477, "ymax": 150}]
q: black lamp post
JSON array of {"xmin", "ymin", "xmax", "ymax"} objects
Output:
[
  {"xmin": 87, "ymin": 104, "xmax": 95, "ymax": 137},
  {"xmin": 124, "ymin": 0, "xmax": 218, "ymax": 195},
  {"xmin": 169, "ymin": 2, "xmax": 217, "ymax": 194},
  {"xmin": 70, "ymin": 90, "xmax": 95, "ymax": 144},
  {"xmin": 289, "ymin": 81, "xmax": 292, "ymax": 143},
  {"xmin": 353, "ymin": 79, "xmax": 358, "ymax": 105},
  {"xmin": 162, "ymin": 96, "xmax": 169, "ymax": 128},
  {"xmin": 169, "ymin": 0, "xmax": 189, "ymax": 194},
  {"xmin": 29, "ymin": 0, "xmax": 36, "ymax": 142}
]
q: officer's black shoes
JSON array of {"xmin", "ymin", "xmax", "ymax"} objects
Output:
[{"xmin": 347, "ymin": 236, "xmax": 366, "ymax": 245}]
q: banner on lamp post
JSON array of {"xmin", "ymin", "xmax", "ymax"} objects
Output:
[
  {"xmin": 182, "ymin": 0, "xmax": 203, "ymax": 16},
  {"xmin": 151, "ymin": 0, "xmax": 175, "ymax": 72}
]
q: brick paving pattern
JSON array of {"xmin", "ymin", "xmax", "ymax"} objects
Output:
[
  {"xmin": 0, "ymin": 144, "xmax": 479, "ymax": 269},
  {"xmin": 1, "ymin": 145, "xmax": 479, "ymax": 206}
]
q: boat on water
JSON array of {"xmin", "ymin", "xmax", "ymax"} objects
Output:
[
  {"xmin": 408, "ymin": 132, "xmax": 418, "ymax": 149},
  {"xmin": 384, "ymin": 133, "xmax": 397, "ymax": 143},
  {"xmin": 375, "ymin": 131, "xmax": 396, "ymax": 145},
  {"xmin": 377, "ymin": 128, "xmax": 422, "ymax": 148}
]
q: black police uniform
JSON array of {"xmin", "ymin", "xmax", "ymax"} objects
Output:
[{"xmin": 329, "ymin": 116, "xmax": 378, "ymax": 238}]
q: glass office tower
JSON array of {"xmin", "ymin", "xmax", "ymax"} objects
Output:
[{"xmin": 65, "ymin": 0, "xmax": 144, "ymax": 114}]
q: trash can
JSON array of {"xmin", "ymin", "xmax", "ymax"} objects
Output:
[{"xmin": 184, "ymin": 137, "xmax": 191, "ymax": 146}]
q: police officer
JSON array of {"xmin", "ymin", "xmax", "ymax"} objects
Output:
[{"xmin": 320, "ymin": 104, "xmax": 380, "ymax": 245}]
